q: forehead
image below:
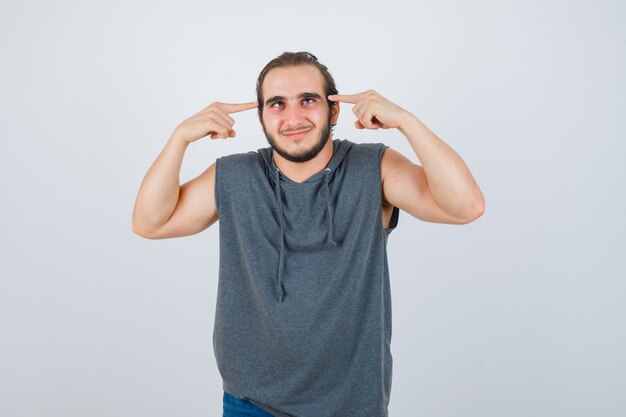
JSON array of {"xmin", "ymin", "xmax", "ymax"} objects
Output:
[{"xmin": 261, "ymin": 65, "xmax": 326, "ymax": 98}]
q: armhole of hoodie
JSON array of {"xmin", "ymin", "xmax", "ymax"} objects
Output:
[
  {"xmin": 378, "ymin": 144, "xmax": 400, "ymax": 233},
  {"xmin": 214, "ymin": 157, "xmax": 221, "ymax": 216}
]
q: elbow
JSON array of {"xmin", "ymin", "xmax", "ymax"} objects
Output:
[
  {"xmin": 131, "ymin": 218, "xmax": 156, "ymax": 239},
  {"xmin": 462, "ymin": 195, "xmax": 485, "ymax": 223},
  {"xmin": 474, "ymin": 192, "xmax": 486, "ymax": 217},
  {"xmin": 131, "ymin": 206, "xmax": 160, "ymax": 239},
  {"xmin": 452, "ymin": 193, "xmax": 485, "ymax": 224},
  {"xmin": 131, "ymin": 221, "xmax": 148, "ymax": 238}
]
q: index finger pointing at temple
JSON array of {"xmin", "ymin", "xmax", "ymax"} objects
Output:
[
  {"xmin": 218, "ymin": 101, "xmax": 259, "ymax": 114},
  {"xmin": 327, "ymin": 92, "xmax": 367, "ymax": 104}
]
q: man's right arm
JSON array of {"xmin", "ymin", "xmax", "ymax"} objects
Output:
[
  {"xmin": 131, "ymin": 101, "xmax": 258, "ymax": 239},
  {"xmin": 131, "ymin": 133, "xmax": 218, "ymax": 239}
]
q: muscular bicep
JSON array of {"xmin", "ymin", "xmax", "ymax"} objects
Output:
[
  {"xmin": 140, "ymin": 163, "xmax": 219, "ymax": 239},
  {"xmin": 381, "ymin": 148, "xmax": 470, "ymax": 225}
]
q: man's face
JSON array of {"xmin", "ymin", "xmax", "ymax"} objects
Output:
[{"xmin": 259, "ymin": 65, "xmax": 339, "ymax": 163}]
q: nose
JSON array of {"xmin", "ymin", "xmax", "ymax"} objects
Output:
[{"xmin": 283, "ymin": 103, "xmax": 307, "ymax": 128}]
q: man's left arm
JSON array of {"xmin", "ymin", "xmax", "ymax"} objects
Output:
[{"xmin": 329, "ymin": 90, "xmax": 485, "ymax": 224}]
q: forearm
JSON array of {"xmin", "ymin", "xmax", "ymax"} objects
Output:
[
  {"xmin": 399, "ymin": 115, "xmax": 484, "ymax": 219},
  {"xmin": 132, "ymin": 131, "xmax": 189, "ymax": 233}
]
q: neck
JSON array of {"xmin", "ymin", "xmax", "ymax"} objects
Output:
[{"xmin": 273, "ymin": 138, "xmax": 334, "ymax": 183}]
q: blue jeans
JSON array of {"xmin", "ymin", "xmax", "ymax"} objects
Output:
[{"xmin": 222, "ymin": 391, "xmax": 276, "ymax": 417}]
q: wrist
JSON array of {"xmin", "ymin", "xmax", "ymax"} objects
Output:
[
  {"xmin": 170, "ymin": 129, "xmax": 192, "ymax": 147},
  {"xmin": 397, "ymin": 112, "xmax": 421, "ymax": 135}
]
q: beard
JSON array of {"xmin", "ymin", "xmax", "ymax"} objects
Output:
[{"xmin": 261, "ymin": 110, "xmax": 333, "ymax": 163}]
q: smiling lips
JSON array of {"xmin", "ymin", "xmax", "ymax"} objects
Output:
[{"xmin": 281, "ymin": 127, "xmax": 312, "ymax": 139}]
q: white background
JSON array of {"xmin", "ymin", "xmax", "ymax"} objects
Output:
[{"xmin": 1, "ymin": 0, "xmax": 625, "ymax": 416}]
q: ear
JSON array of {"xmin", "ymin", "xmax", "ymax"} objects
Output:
[{"xmin": 330, "ymin": 101, "xmax": 340, "ymax": 125}]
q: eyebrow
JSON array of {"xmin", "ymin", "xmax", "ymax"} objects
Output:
[{"xmin": 264, "ymin": 92, "xmax": 323, "ymax": 106}]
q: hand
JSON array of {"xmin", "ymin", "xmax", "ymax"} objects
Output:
[
  {"xmin": 174, "ymin": 101, "xmax": 258, "ymax": 144},
  {"xmin": 328, "ymin": 90, "xmax": 413, "ymax": 130}
]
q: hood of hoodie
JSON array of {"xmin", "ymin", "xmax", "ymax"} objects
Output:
[{"xmin": 257, "ymin": 139, "xmax": 354, "ymax": 302}]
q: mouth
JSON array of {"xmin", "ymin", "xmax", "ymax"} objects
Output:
[{"xmin": 281, "ymin": 127, "xmax": 312, "ymax": 139}]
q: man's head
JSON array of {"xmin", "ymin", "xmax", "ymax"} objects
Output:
[{"xmin": 256, "ymin": 52, "xmax": 340, "ymax": 163}]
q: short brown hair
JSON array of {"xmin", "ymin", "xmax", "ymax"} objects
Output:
[{"xmin": 256, "ymin": 51, "xmax": 338, "ymax": 113}]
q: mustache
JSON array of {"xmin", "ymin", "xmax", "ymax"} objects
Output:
[{"xmin": 279, "ymin": 126, "xmax": 312, "ymax": 134}]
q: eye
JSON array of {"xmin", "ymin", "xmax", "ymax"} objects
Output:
[
  {"xmin": 270, "ymin": 101, "xmax": 284, "ymax": 108},
  {"xmin": 302, "ymin": 97, "xmax": 316, "ymax": 105}
]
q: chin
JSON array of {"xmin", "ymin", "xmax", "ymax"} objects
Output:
[
  {"xmin": 268, "ymin": 134, "xmax": 330, "ymax": 163},
  {"xmin": 262, "ymin": 115, "xmax": 333, "ymax": 163}
]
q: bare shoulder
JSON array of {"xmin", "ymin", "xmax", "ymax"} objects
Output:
[{"xmin": 380, "ymin": 147, "xmax": 414, "ymax": 184}]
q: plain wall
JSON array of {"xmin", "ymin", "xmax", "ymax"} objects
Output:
[{"xmin": 1, "ymin": 0, "xmax": 624, "ymax": 416}]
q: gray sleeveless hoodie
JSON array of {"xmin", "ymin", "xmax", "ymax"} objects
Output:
[{"xmin": 213, "ymin": 139, "xmax": 399, "ymax": 417}]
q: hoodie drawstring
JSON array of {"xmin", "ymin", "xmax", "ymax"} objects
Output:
[
  {"xmin": 272, "ymin": 165, "xmax": 339, "ymax": 302},
  {"xmin": 274, "ymin": 167, "xmax": 286, "ymax": 302},
  {"xmin": 323, "ymin": 168, "xmax": 337, "ymax": 246}
]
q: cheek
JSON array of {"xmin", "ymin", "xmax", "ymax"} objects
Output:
[
  {"xmin": 302, "ymin": 106, "xmax": 326, "ymax": 121},
  {"xmin": 261, "ymin": 113, "xmax": 279, "ymax": 130}
]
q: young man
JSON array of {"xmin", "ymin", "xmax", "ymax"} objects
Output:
[{"xmin": 132, "ymin": 52, "xmax": 484, "ymax": 417}]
